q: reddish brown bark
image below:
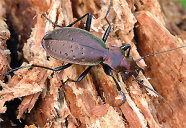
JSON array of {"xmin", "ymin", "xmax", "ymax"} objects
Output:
[{"xmin": 0, "ymin": 0, "xmax": 185, "ymax": 127}]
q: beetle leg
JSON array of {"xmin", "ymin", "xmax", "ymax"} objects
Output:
[
  {"xmin": 102, "ymin": 64, "xmax": 126, "ymax": 106},
  {"xmin": 102, "ymin": 9, "xmax": 111, "ymax": 42},
  {"xmin": 67, "ymin": 13, "xmax": 92, "ymax": 31},
  {"xmin": 60, "ymin": 66, "xmax": 92, "ymax": 88},
  {"xmin": 120, "ymin": 44, "xmax": 131, "ymax": 56},
  {"xmin": 102, "ymin": 65, "xmax": 121, "ymax": 92},
  {"xmin": 102, "ymin": 0, "xmax": 112, "ymax": 42},
  {"xmin": 50, "ymin": 63, "xmax": 72, "ymax": 71},
  {"xmin": 42, "ymin": 13, "xmax": 63, "ymax": 28},
  {"xmin": 28, "ymin": 63, "xmax": 73, "ymax": 71},
  {"xmin": 2, "ymin": 63, "xmax": 72, "ymax": 76},
  {"xmin": 42, "ymin": 13, "xmax": 93, "ymax": 31},
  {"xmin": 102, "ymin": 24, "xmax": 111, "ymax": 42},
  {"xmin": 85, "ymin": 13, "xmax": 92, "ymax": 31}
]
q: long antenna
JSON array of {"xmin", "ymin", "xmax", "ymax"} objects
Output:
[
  {"xmin": 132, "ymin": 75, "xmax": 174, "ymax": 114},
  {"xmin": 136, "ymin": 45, "xmax": 186, "ymax": 62}
]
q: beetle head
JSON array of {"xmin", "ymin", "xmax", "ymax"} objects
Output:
[{"xmin": 120, "ymin": 56, "xmax": 144, "ymax": 80}]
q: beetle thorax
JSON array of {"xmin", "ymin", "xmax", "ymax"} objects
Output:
[
  {"xmin": 103, "ymin": 46, "xmax": 128, "ymax": 72},
  {"xmin": 103, "ymin": 46, "xmax": 140, "ymax": 75}
]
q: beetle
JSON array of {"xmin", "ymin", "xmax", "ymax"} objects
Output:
[{"xmin": 3, "ymin": 0, "xmax": 186, "ymax": 113}]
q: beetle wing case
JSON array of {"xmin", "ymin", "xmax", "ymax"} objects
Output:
[{"xmin": 42, "ymin": 27, "xmax": 108, "ymax": 65}]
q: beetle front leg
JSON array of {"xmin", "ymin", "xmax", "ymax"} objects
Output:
[
  {"xmin": 102, "ymin": 64, "xmax": 126, "ymax": 106},
  {"xmin": 120, "ymin": 44, "xmax": 131, "ymax": 56},
  {"xmin": 60, "ymin": 66, "xmax": 92, "ymax": 88}
]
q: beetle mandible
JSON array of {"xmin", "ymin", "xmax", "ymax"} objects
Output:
[{"xmin": 3, "ymin": 0, "xmax": 186, "ymax": 113}]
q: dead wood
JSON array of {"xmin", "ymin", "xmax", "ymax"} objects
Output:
[{"xmin": 0, "ymin": 0, "xmax": 185, "ymax": 128}]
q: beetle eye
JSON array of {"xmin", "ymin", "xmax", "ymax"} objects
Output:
[
  {"xmin": 136, "ymin": 68, "xmax": 140, "ymax": 72},
  {"xmin": 124, "ymin": 72, "xmax": 129, "ymax": 75},
  {"xmin": 124, "ymin": 72, "xmax": 130, "ymax": 80}
]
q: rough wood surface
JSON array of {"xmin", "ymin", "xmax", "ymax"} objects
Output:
[{"xmin": 0, "ymin": 0, "xmax": 185, "ymax": 128}]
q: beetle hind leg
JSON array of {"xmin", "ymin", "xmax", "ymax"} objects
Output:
[
  {"xmin": 67, "ymin": 13, "xmax": 92, "ymax": 31},
  {"xmin": 102, "ymin": 0, "xmax": 112, "ymax": 43},
  {"xmin": 42, "ymin": 13, "xmax": 63, "ymax": 28},
  {"xmin": 42, "ymin": 12, "xmax": 93, "ymax": 31}
]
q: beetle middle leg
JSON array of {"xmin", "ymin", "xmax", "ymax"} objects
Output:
[
  {"xmin": 60, "ymin": 66, "xmax": 92, "ymax": 88},
  {"xmin": 102, "ymin": 64, "xmax": 126, "ymax": 106}
]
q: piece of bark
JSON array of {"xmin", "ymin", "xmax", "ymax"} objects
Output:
[
  {"xmin": 0, "ymin": 1, "xmax": 10, "ymax": 113},
  {"xmin": 5, "ymin": 0, "xmax": 36, "ymax": 45},
  {"xmin": 135, "ymin": 11, "xmax": 186, "ymax": 128},
  {"xmin": 0, "ymin": 0, "xmax": 185, "ymax": 127},
  {"xmin": 159, "ymin": 0, "xmax": 186, "ymax": 36},
  {"xmin": 0, "ymin": 19, "xmax": 10, "ymax": 81},
  {"xmin": 0, "ymin": 1, "xmax": 11, "ymax": 127},
  {"xmin": 25, "ymin": 124, "xmax": 37, "ymax": 128},
  {"xmin": 0, "ymin": 0, "xmax": 10, "ymax": 81},
  {"xmin": 135, "ymin": 0, "xmax": 165, "ymax": 26}
]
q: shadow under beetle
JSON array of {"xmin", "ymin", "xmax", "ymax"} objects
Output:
[{"xmin": 3, "ymin": 0, "xmax": 186, "ymax": 114}]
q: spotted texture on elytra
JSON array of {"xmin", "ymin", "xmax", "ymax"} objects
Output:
[{"xmin": 42, "ymin": 27, "xmax": 108, "ymax": 65}]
